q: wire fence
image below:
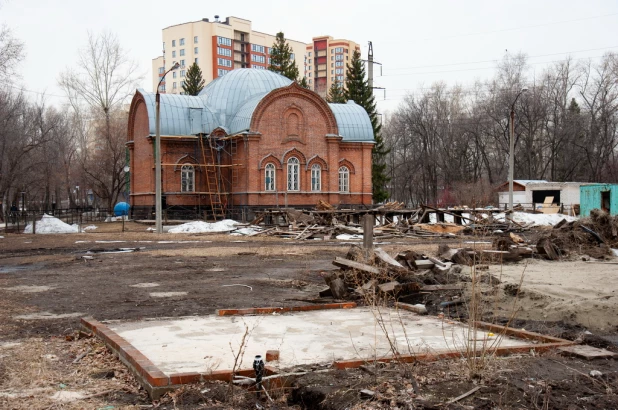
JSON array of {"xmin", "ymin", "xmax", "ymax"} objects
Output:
[{"xmin": 1, "ymin": 208, "xmax": 113, "ymax": 233}]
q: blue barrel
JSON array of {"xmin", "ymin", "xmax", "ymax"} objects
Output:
[{"xmin": 114, "ymin": 202, "xmax": 130, "ymax": 216}]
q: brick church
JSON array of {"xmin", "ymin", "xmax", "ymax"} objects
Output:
[{"xmin": 127, "ymin": 69, "xmax": 375, "ymax": 219}]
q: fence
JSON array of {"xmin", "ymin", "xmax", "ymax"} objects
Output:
[
  {"xmin": 497, "ymin": 202, "xmax": 579, "ymax": 216},
  {"xmin": 1, "ymin": 208, "xmax": 113, "ymax": 233}
]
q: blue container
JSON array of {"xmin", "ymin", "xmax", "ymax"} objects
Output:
[
  {"xmin": 580, "ymin": 184, "xmax": 618, "ymax": 216},
  {"xmin": 114, "ymin": 202, "xmax": 130, "ymax": 217}
]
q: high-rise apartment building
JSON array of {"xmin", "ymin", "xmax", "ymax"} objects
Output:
[
  {"xmin": 304, "ymin": 36, "xmax": 361, "ymax": 97},
  {"xmin": 152, "ymin": 16, "xmax": 307, "ymax": 94}
]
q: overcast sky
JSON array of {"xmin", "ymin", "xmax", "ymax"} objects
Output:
[{"xmin": 2, "ymin": 0, "xmax": 618, "ymax": 113}]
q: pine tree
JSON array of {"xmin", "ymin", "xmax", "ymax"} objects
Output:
[
  {"xmin": 268, "ymin": 32, "xmax": 300, "ymax": 82},
  {"xmin": 344, "ymin": 50, "xmax": 389, "ymax": 203},
  {"xmin": 182, "ymin": 62, "xmax": 205, "ymax": 96},
  {"xmin": 326, "ymin": 80, "xmax": 346, "ymax": 103},
  {"xmin": 299, "ymin": 76, "xmax": 310, "ymax": 89}
]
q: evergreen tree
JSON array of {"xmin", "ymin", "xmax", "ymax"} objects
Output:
[
  {"xmin": 298, "ymin": 76, "xmax": 310, "ymax": 89},
  {"xmin": 182, "ymin": 62, "xmax": 205, "ymax": 96},
  {"xmin": 268, "ymin": 32, "xmax": 300, "ymax": 82},
  {"xmin": 344, "ymin": 50, "xmax": 389, "ymax": 203},
  {"xmin": 326, "ymin": 80, "xmax": 346, "ymax": 103}
]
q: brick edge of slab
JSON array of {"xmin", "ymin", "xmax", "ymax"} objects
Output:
[
  {"xmin": 332, "ymin": 321, "xmax": 576, "ymax": 369},
  {"xmin": 216, "ymin": 302, "xmax": 357, "ymax": 316},
  {"xmin": 81, "ymin": 317, "xmax": 280, "ymax": 399}
]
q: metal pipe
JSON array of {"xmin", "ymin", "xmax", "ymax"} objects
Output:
[{"xmin": 155, "ymin": 62, "xmax": 179, "ymax": 234}]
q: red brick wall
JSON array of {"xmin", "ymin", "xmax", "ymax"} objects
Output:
[{"xmin": 127, "ymin": 85, "xmax": 373, "ymax": 211}]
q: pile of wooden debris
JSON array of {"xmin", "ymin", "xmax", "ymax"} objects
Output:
[
  {"xmin": 248, "ymin": 202, "xmax": 531, "ymax": 241},
  {"xmin": 319, "ymin": 245, "xmax": 465, "ymax": 315}
]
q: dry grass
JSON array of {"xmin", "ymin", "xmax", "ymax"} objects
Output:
[{"xmin": 0, "ymin": 336, "xmax": 145, "ymax": 409}]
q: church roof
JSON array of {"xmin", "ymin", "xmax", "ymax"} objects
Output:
[
  {"xmin": 329, "ymin": 101, "xmax": 375, "ymax": 142},
  {"xmin": 135, "ymin": 69, "xmax": 374, "ymax": 142}
]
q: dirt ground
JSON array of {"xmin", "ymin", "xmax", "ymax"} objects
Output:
[{"xmin": 0, "ymin": 221, "xmax": 617, "ymax": 409}]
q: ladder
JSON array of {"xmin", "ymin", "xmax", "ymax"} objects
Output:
[{"xmin": 199, "ymin": 135, "xmax": 226, "ymax": 221}]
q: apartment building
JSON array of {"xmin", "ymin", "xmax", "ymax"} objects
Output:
[
  {"xmin": 304, "ymin": 36, "xmax": 361, "ymax": 97},
  {"xmin": 152, "ymin": 16, "xmax": 307, "ymax": 94}
]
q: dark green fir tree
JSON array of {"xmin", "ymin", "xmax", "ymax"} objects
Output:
[
  {"xmin": 326, "ymin": 80, "xmax": 346, "ymax": 103},
  {"xmin": 182, "ymin": 62, "xmax": 205, "ymax": 96},
  {"xmin": 344, "ymin": 50, "xmax": 389, "ymax": 202},
  {"xmin": 268, "ymin": 32, "xmax": 300, "ymax": 81}
]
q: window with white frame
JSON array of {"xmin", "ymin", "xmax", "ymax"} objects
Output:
[
  {"xmin": 267, "ymin": 47, "xmax": 272, "ymax": 54},
  {"xmin": 181, "ymin": 164, "xmax": 194, "ymax": 192},
  {"xmin": 311, "ymin": 164, "xmax": 321, "ymax": 191},
  {"xmin": 172, "ymin": 82, "xmax": 177, "ymax": 89},
  {"xmin": 218, "ymin": 47, "xmax": 232, "ymax": 57},
  {"xmin": 172, "ymin": 71, "xmax": 177, "ymax": 78},
  {"xmin": 180, "ymin": 59, "xmax": 185, "ymax": 67},
  {"xmin": 172, "ymin": 50, "xmax": 176, "ymax": 58},
  {"xmin": 335, "ymin": 54, "xmax": 344, "ymax": 61},
  {"xmin": 218, "ymin": 58, "xmax": 232, "ymax": 67},
  {"xmin": 218, "ymin": 68, "xmax": 230, "ymax": 76},
  {"xmin": 253, "ymin": 65, "xmax": 266, "ymax": 70},
  {"xmin": 251, "ymin": 44, "xmax": 265, "ymax": 53},
  {"xmin": 180, "ymin": 70, "xmax": 186, "ymax": 77},
  {"xmin": 337, "ymin": 75, "xmax": 344, "ymax": 82},
  {"xmin": 308, "ymin": 51, "xmax": 312, "ymax": 57},
  {"xmin": 195, "ymin": 58, "xmax": 199, "ymax": 64},
  {"xmin": 194, "ymin": 47, "xmax": 198, "ymax": 54},
  {"xmin": 217, "ymin": 36, "xmax": 232, "ymax": 46},
  {"xmin": 180, "ymin": 49, "xmax": 185, "ymax": 56},
  {"xmin": 290, "ymin": 53, "xmax": 295, "ymax": 60},
  {"xmin": 287, "ymin": 157, "xmax": 299, "ymax": 191},
  {"xmin": 172, "ymin": 40, "xmax": 176, "ymax": 47},
  {"xmin": 336, "ymin": 61, "xmax": 344, "ymax": 67},
  {"xmin": 194, "ymin": 36, "xmax": 198, "ymax": 43},
  {"xmin": 335, "ymin": 47, "xmax": 343, "ymax": 53},
  {"xmin": 158, "ymin": 67, "xmax": 164, "ymax": 74},
  {"xmin": 180, "ymin": 38, "xmax": 185, "ymax": 46},
  {"xmin": 251, "ymin": 54, "xmax": 265, "ymax": 63},
  {"xmin": 338, "ymin": 166, "xmax": 349, "ymax": 192},
  {"xmin": 265, "ymin": 163, "xmax": 275, "ymax": 191}
]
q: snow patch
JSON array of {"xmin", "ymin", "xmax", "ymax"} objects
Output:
[
  {"xmin": 23, "ymin": 214, "xmax": 78, "ymax": 234},
  {"xmin": 494, "ymin": 212, "xmax": 578, "ymax": 226},
  {"xmin": 82, "ymin": 225, "xmax": 97, "ymax": 231},
  {"xmin": 15, "ymin": 312, "xmax": 84, "ymax": 320},
  {"xmin": 336, "ymin": 234, "xmax": 363, "ymax": 241},
  {"xmin": 168, "ymin": 219, "xmax": 239, "ymax": 234},
  {"xmin": 150, "ymin": 292, "xmax": 187, "ymax": 298},
  {"xmin": 130, "ymin": 283, "xmax": 160, "ymax": 288}
]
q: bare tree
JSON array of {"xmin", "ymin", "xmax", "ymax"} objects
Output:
[
  {"xmin": 59, "ymin": 31, "xmax": 142, "ymax": 210},
  {"xmin": 0, "ymin": 25, "xmax": 23, "ymax": 81}
]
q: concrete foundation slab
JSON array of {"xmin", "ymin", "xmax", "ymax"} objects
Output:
[{"xmin": 107, "ymin": 308, "xmax": 529, "ymax": 375}]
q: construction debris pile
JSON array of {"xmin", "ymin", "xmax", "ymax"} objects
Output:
[
  {"xmin": 535, "ymin": 209, "xmax": 618, "ymax": 260},
  {"xmin": 319, "ymin": 245, "xmax": 466, "ymax": 315},
  {"xmin": 249, "ymin": 202, "xmax": 533, "ymax": 240}
]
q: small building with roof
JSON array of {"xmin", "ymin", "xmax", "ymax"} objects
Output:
[{"xmin": 127, "ymin": 69, "xmax": 375, "ymax": 219}]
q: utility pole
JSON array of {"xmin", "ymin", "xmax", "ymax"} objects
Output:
[{"xmin": 366, "ymin": 41, "xmax": 385, "ymax": 98}]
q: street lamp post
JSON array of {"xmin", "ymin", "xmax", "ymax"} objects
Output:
[
  {"xmin": 508, "ymin": 87, "xmax": 528, "ymax": 213},
  {"xmin": 155, "ymin": 62, "xmax": 180, "ymax": 234}
]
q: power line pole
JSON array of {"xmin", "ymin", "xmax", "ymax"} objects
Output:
[{"xmin": 366, "ymin": 41, "xmax": 385, "ymax": 99}]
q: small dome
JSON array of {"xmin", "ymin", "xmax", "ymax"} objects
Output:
[
  {"xmin": 329, "ymin": 101, "xmax": 375, "ymax": 142},
  {"xmin": 199, "ymin": 69, "xmax": 293, "ymax": 126}
]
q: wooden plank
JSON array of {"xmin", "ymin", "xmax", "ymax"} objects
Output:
[
  {"xmin": 332, "ymin": 257, "xmax": 381, "ymax": 275},
  {"xmin": 427, "ymin": 256, "xmax": 446, "ymax": 267},
  {"xmin": 414, "ymin": 259, "xmax": 435, "ymax": 269},
  {"xmin": 420, "ymin": 284, "xmax": 464, "ymax": 291},
  {"xmin": 559, "ymin": 345, "xmax": 617, "ymax": 360},
  {"xmin": 374, "ymin": 247, "xmax": 404, "ymax": 269}
]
